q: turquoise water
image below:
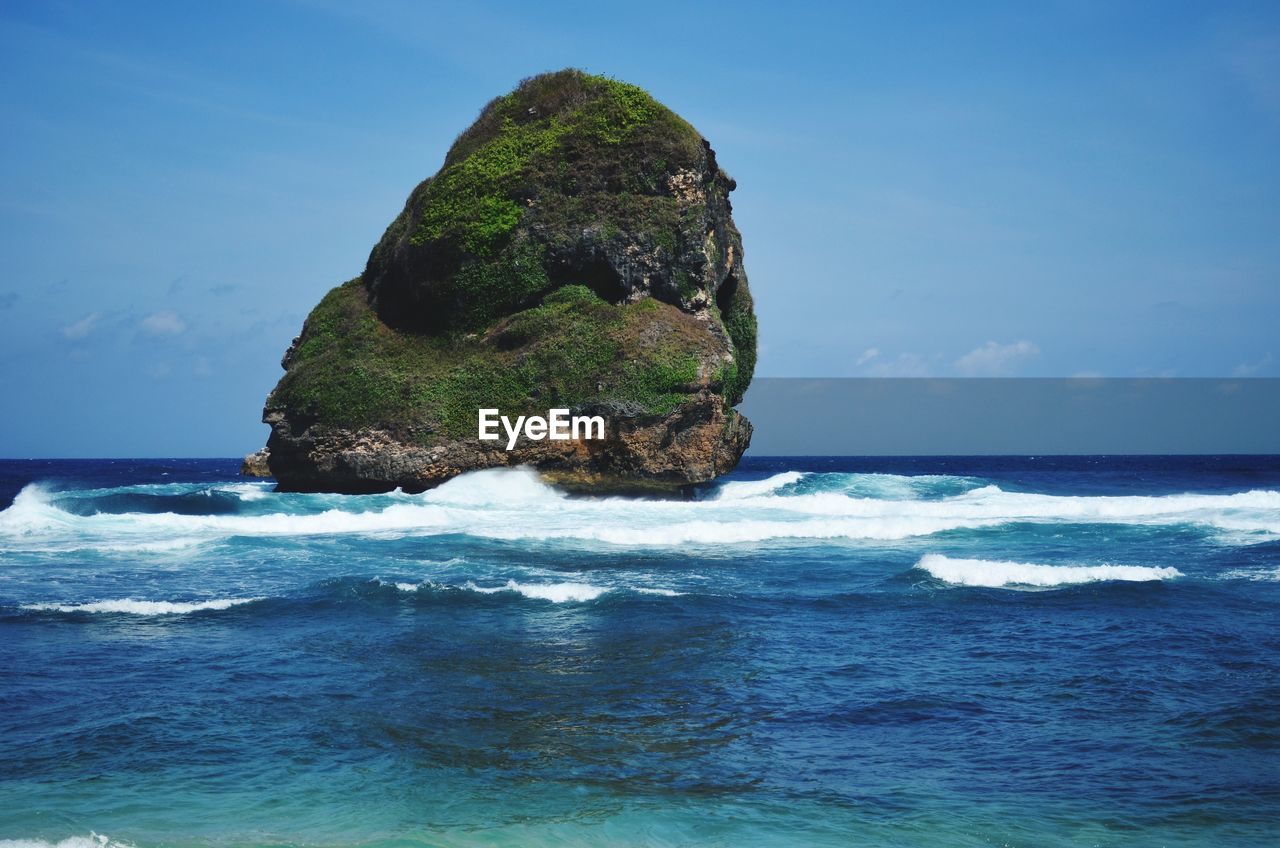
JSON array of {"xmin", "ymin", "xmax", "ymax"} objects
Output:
[{"xmin": 1, "ymin": 456, "xmax": 1278, "ymax": 847}]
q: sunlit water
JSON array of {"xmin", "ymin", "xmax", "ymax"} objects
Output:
[{"xmin": 1, "ymin": 456, "xmax": 1278, "ymax": 847}]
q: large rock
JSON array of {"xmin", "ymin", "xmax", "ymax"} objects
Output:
[
  {"xmin": 240, "ymin": 448, "xmax": 272, "ymax": 478},
  {"xmin": 250, "ymin": 69, "xmax": 756, "ymax": 494}
]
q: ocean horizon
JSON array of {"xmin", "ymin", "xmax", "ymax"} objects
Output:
[{"xmin": 2, "ymin": 455, "xmax": 1277, "ymax": 847}]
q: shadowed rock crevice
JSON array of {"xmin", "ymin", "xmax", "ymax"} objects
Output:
[
  {"xmin": 717, "ymin": 271, "xmax": 739, "ymax": 314},
  {"xmin": 546, "ymin": 253, "xmax": 629, "ymax": 305}
]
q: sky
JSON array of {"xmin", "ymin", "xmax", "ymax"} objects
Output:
[{"xmin": 1, "ymin": 0, "xmax": 1278, "ymax": 456}]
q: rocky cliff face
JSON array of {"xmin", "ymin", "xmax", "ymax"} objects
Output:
[{"xmin": 252, "ymin": 69, "xmax": 756, "ymax": 494}]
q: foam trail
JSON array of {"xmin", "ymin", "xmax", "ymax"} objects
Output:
[
  {"xmin": 22, "ymin": 598, "xmax": 262, "ymax": 615},
  {"xmin": 1218, "ymin": 567, "xmax": 1280, "ymax": 582},
  {"xmin": 0, "ymin": 837, "xmax": 126, "ymax": 848},
  {"xmin": 490, "ymin": 516, "xmax": 1006, "ymax": 545},
  {"xmin": 917, "ymin": 554, "xmax": 1181, "ymax": 588}
]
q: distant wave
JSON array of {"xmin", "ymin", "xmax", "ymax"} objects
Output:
[
  {"xmin": 1, "ymin": 467, "xmax": 1277, "ymax": 553},
  {"xmin": 21, "ymin": 597, "xmax": 262, "ymax": 615},
  {"xmin": 387, "ymin": 577, "xmax": 682, "ymax": 603},
  {"xmin": 917, "ymin": 553, "xmax": 1182, "ymax": 588},
  {"xmin": 12, "ymin": 578, "xmax": 690, "ymax": 617}
]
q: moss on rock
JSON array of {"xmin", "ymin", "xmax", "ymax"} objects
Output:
[
  {"xmin": 364, "ymin": 70, "xmax": 724, "ymax": 333},
  {"xmin": 270, "ymin": 280, "xmax": 721, "ymax": 442}
]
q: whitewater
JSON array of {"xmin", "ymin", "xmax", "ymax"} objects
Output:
[
  {"xmin": 2, "ymin": 455, "xmax": 1278, "ymax": 847},
  {"xmin": 3, "ymin": 464, "xmax": 1277, "ymax": 559}
]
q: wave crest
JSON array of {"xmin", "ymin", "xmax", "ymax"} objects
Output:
[
  {"xmin": 463, "ymin": 579, "xmax": 609, "ymax": 603},
  {"xmin": 21, "ymin": 597, "xmax": 262, "ymax": 615},
  {"xmin": 916, "ymin": 553, "xmax": 1182, "ymax": 588}
]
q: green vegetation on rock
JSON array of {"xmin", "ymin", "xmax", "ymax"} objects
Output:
[
  {"xmin": 718, "ymin": 281, "xmax": 757, "ymax": 405},
  {"xmin": 271, "ymin": 280, "xmax": 715, "ymax": 441},
  {"xmin": 364, "ymin": 69, "xmax": 714, "ymax": 333},
  {"xmin": 412, "ymin": 117, "xmax": 568, "ymax": 257}
]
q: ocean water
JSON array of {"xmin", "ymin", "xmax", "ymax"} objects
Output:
[{"xmin": 1, "ymin": 456, "xmax": 1278, "ymax": 847}]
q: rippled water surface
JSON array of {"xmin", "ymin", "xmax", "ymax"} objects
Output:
[{"xmin": 1, "ymin": 456, "xmax": 1278, "ymax": 847}]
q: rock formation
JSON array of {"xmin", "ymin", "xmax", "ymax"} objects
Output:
[{"xmin": 249, "ymin": 69, "xmax": 756, "ymax": 494}]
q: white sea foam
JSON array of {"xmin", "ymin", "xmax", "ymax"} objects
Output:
[
  {"xmin": 2, "ymin": 468, "xmax": 1277, "ymax": 552},
  {"xmin": 429, "ymin": 466, "xmax": 563, "ymax": 507},
  {"xmin": 463, "ymin": 579, "xmax": 609, "ymax": 603},
  {"xmin": 481, "ymin": 516, "xmax": 1006, "ymax": 545},
  {"xmin": 3, "ymin": 537, "xmax": 207, "ymax": 556},
  {"xmin": 373, "ymin": 577, "xmax": 443, "ymax": 593},
  {"xmin": 1218, "ymin": 567, "xmax": 1280, "ymax": 582},
  {"xmin": 22, "ymin": 597, "xmax": 261, "ymax": 615},
  {"xmin": 0, "ymin": 836, "xmax": 129, "ymax": 848},
  {"xmin": 917, "ymin": 553, "xmax": 1182, "ymax": 588},
  {"xmin": 96, "ymin": 538, "xmax": 207, "ymax": 553}
]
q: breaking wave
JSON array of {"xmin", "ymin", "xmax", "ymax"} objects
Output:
[
  {"xmin": 463, "ymin": 579, "xmax": 609, "ymax": 603},
  {"xmin": 1, "ymin": 467, "xmax": 1277, "ymax": 553},
  {"xmin": 714, "ymin": 471, "xmax": 806, "ymax": 500},
  {"xmin": 21, "ymin": 597, "xmax": 262, "ymax": 615},
  {"xmin": 916, "ymin": 553, "xmax": 1182, "ymax": 588}
]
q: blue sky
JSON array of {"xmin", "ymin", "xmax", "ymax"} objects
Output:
[{"xmin": 1, "ymin": 1, "xmax": 1277, "ymax": 456}]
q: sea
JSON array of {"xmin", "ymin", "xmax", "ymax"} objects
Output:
[{"xmin": 1, "ymin": 456, "xmax": 1277, "ymax": 847}]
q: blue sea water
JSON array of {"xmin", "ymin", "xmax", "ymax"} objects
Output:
[{"xmin": 0, "ymin": 456, "xmax": 1278, "ymax": 847}]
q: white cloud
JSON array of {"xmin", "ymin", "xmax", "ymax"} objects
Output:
[
  {"xmin": 865, "ymin": 352, "xmax": 936, "ymax": 377},
  {"xmin": 855, "ymin": 347, "xmax": 880, "ymax": 366},
  {"xmin": 61, "ymin": 312, "xmax": 100, "ymax": 340},
  {"xmin": 953, "ymin": 340, "xmax": 1039, "ymax": 376},
  {"xmin": 141, "ymin": 310, "xmax": 187, "ymax": 336},
  {"xmin": 1233, "ymin": 353, "xmax": 1273, "ymax": 377}
]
